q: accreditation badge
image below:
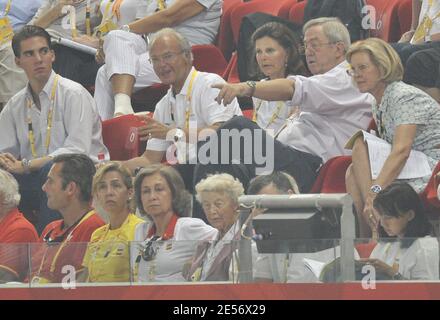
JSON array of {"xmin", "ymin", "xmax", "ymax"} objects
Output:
[
  {"xmin": 94, "ymin": 19, "xmax": 118, "ymax": 37},
  {"xmin": 0, "ymin": 16, "xmax": 13, "ymax": 45}
]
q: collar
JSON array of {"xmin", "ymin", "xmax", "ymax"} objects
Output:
[
  {"xmin": 25, "ymin": 70, "xmax": 57, "ymax": 101},
  {"xmin": 0, "ymin": 208, "xmax": 21, "ymax": 230},
  {"xmin": 147, "ymin": 213, "xmax": 179, "ymax": 240},
  {"xmin": 172, "ymin": 67, "xmax": 197, "ymax": 97},
  {"xmin": 217, "ymin": 220, "xmax": 241, "ymax": 242}
]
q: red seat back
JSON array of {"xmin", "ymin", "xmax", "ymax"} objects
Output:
[
  {"xmin": 101, "ymin": 114, "xmax": 147, "ymax": 160},
  {"xmin": 216, "ymin": 0, "xmax": 242, "ymax": 61},
  {"xmin": 397, "ymin": 0, "xmax": 413, "ymax": 38},
  {"xmin": 278, "ymin": 0, "xmax": 301, "ymax": 20},
  {"xmin": 421, "ymin": 161, "xmax": 440, "ymax": 213},
  {"xmin": 288, "ymin": 1, "xmax": 307, "ymax": 25},
  {"xmin": 310, "ymin": 156, "xmax": 352, "ymax": 193},
  {"xmin": 365, "ymin": 0, "xmax": 401, "ymax": 42}
]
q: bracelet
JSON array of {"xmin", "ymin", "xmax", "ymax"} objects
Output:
[
  {"xmin": 245, "ymin": 81, "xmax": 257, "ymax": 97},
  {"xmin": 392, "ymin": 272, "xmax": 404, "ymax": 280},
  {"xmin": 21, "ymin": 158, "xmax": 31, "ymax": 174}
]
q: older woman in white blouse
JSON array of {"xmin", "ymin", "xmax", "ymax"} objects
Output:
[{"xmin": 131, "ymin": 164, "xmax": 217, "ymax": 282}]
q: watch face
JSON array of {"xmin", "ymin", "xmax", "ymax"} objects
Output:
[{"xmin": 371, "ymin": 185, "xmax": 381, "ymax": 193}]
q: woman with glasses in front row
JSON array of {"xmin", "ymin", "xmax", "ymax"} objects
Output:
[
  {"xmin": 345, "ymin": 38, "xmax": 440, "ymax": 238},
  {"xmin": 131, "ymin": 164, "xmax": 217, "ymax": 283}
]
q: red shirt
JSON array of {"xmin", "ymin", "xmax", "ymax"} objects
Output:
[
  {"xmin": 0, "ymin": 208, "xmax": 38, "ymax": 281},
  {"xmin": 29, "ymin": 210, "xmax": 104, "ymax": 283}
]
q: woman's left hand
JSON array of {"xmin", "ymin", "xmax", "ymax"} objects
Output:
[{"xmin": 363, "ymin": 193, "xmax": 379, "ymax": 231}]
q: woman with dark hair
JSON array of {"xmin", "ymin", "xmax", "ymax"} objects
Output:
[
  {"xmin": 360, "ymin": 182, "xmax": 438, "ymax": 280},
  {"xmin": 131, "ymin": 164, "xmax": 217, "ymax": 282},
  {"xmin": 250, "ymin": 22, "xmax": 309, "ymax": 136}
]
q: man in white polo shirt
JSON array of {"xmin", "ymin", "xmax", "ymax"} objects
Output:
[{"xmin": 122, "ymin": 28, "xmax": 241, "ymax": 176}]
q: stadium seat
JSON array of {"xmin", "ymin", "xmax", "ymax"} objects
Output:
[
  {"xmin": 101, "ymin": 114, "xmax": 148, "ymax": 160},
  {"xmin": 421, "ymin": 161, "xmax": 440, "ymax": 215},
  {"xmin": 132, "ymin": 44, "xmax": 228, "ymax": 113},
  {"xmin": 216, "ymin": 0, "xmax": 242, "ymax": 61},
  {"xmin": 288, "ymin": 1, "xmax": 307, "ymax": 25},
  {"xmin": 397, "ymin": 0, "xmax": 412, "ymax": 38},
  {"xmin": 365, "ymin": 0, "xmax": 402, "ymax": 42},
  {"xmin": 309, "ymin": 156, "xmax": 352, "ymax": 193},
  {"xmin": 278, "ymin": 0, "xmax": 301, "ymax": 20}
]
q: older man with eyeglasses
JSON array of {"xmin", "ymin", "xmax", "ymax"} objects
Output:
[
  {"xmin": 121, "ymin": 28, "xmax": 241, "ymax": 184},
  {"xmin": 193, "ymin": 17, "xmax": 373, "ymax": 199}
]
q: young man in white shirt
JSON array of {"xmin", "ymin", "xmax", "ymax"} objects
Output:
[{"xmin": 0, "ymin": 25, "xmax": 108, "ymax": 234}]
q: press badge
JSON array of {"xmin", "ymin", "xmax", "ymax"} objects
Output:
[{"xmin": 0, "ymin": 16, "xmax": 13, "ymax": 45}]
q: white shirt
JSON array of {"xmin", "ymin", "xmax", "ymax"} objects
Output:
[
  {"xmin": 99, "ymin": 0, "xmax": 139, "ymax": 27},
  {"xmin": 30, "ymin": 0, "xmax": 102, "ymax": 40},
  {"xmin": 253, "ymin": 246, "xmax": 346, "ymax": 283},
  {"xmin": 137, "ymin": 0, "xmax": 222, "ymax": 45},
  {"xmin": 413, "ymin": 0, "xmax": 440, "ymax": 42},
  {"xmin": 199, "ymin": 220, "xmax": 240, "ymax": 281},
  {"xmin": 253, "ymin": 79, "xmax": 295, "ymax": 136},
  {"xmin": 131, "ymin": 217, "xmax": 218, "ymax": 283},
  {"xmin": 370, "ymin": 237, "xmax": 439, "ymax": 280},
  {"xmin": 276, "ymin": 61, "xmax": 373, "ymax": 162},
  {"xmin": 147, "ymin": 67, "xmax": 242, "ymax": 160},
  {"xmin": 0, "ymin": 71, "xmax": 109, "ymax": 162}
]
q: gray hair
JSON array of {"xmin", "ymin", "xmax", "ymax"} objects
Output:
[
  {"xmin": 148, "ymin": 28, "xmax": 193, "ymax": 62},
  {"xmin": 0, "ymin": 169, "xmax": 21, "ymax": 213},
  {"xmin": 303, "ymin": 17, "xmax": 351, "ymax": 52},
  {"xmin": 195, "ymin": 173, "xmax": 245, "ymax": 205}
]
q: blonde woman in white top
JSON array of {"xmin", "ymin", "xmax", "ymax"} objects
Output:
[{"xmin": 250, "ymin": 22, "xmax": 309, "ymax": 136}]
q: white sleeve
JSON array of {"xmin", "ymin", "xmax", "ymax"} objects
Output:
[
  {"xmin": 0, "ymin": 102, "xmax": 20, "ymax": 157},
  {"xmin": 49, "ymin": 86, "xmax": 98, "ymax": 157},
  {"xmin": 408, "ymin": 238, "xmax": 439, "ymax": 280},
  {"xmin": 253, "ymin": 254, "xmax": 273, "ymax": 281},
  {"xmin": 196, "ymin": 75, "xmax": 242, "ymax": 125},
  {"xmin": 146, "ymin": 99, "xmax": 172, "ymax": 152},
  {"xmin": 290, "ymin": 72, "xmax": 362, "ymax": 115},
  {"xmin": 174, "ymin": 217, "xmax": 218, "ymax": 241}
]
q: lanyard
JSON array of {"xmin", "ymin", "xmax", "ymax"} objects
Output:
[
  {"xmin": 252, "ymin": 99, "xmax": 285, "ymax": 129},
  {"xmin": 34, "ymin": 211, "xmax": 93, "ymax": 280},
  {"xmin": 156, "ymin": 0, "xmax": 166, "ymax": 11},
  {"xmin": 170, "ymin": 69, "xmax": 198, "ymax": 131},
  {"xmin": 133, "ymin": 214, "xmax": 179, "ymax": 281},
  {"xmin": 2, "ymin": 0, "xmax": 11, "ymax": 16},
  {"xmin": 85, "ymin": 0, "xmax": 91, "ymax": 35},
  {"xmin": 26, "ymin": 74, "xmax": 59, "ymax": 158}
]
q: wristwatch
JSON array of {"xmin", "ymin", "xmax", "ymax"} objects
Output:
[
  {"xmin": 121, "ymin": 24, "xmax": 131, "ymax": 33},
  {"xmin": 370, "ymin": 184, "xmax": 382, "ymax": 194},
  {"xmin": 245, "ymin": 80, "xmax": 257, "ymax": 97},
  {"xmin": 174, "ymin": 128, "xmax": 185, "ymax": 143},
  {"xmin": 21, "ymin": 158, "xmax": 31, "ymax": 174}
]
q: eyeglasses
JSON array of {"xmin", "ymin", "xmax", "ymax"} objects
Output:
[
  {"xmin": 299, "ymin": 41, "xmax": 336, "ymax": 54},
  {"xmin": 346, "ymin": 63, "xmax": 371, "ymax": 76},
  {"xmin": 148, "ymin": 50, "xmax": 185, "ymax": 65},
  {"xmin": 138, "ymin": 235, "xmax": 161, "ymax": 262}
]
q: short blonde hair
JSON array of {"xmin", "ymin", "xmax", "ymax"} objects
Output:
[
  {"xmin": 195, "ymin": 173, "xmax": 244, "ymax": 204},
  {"xmin": 92, "ymin": 162, "xmax": 133, "ymax": 209},
  {"xmin": 346, "ymin": 37, "xmax": 403, "ymax": 83}
]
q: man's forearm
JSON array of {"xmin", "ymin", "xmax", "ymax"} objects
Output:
[{"xmin": 253, "ymin": 79, "xmax": 295, "ymax": 101}]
